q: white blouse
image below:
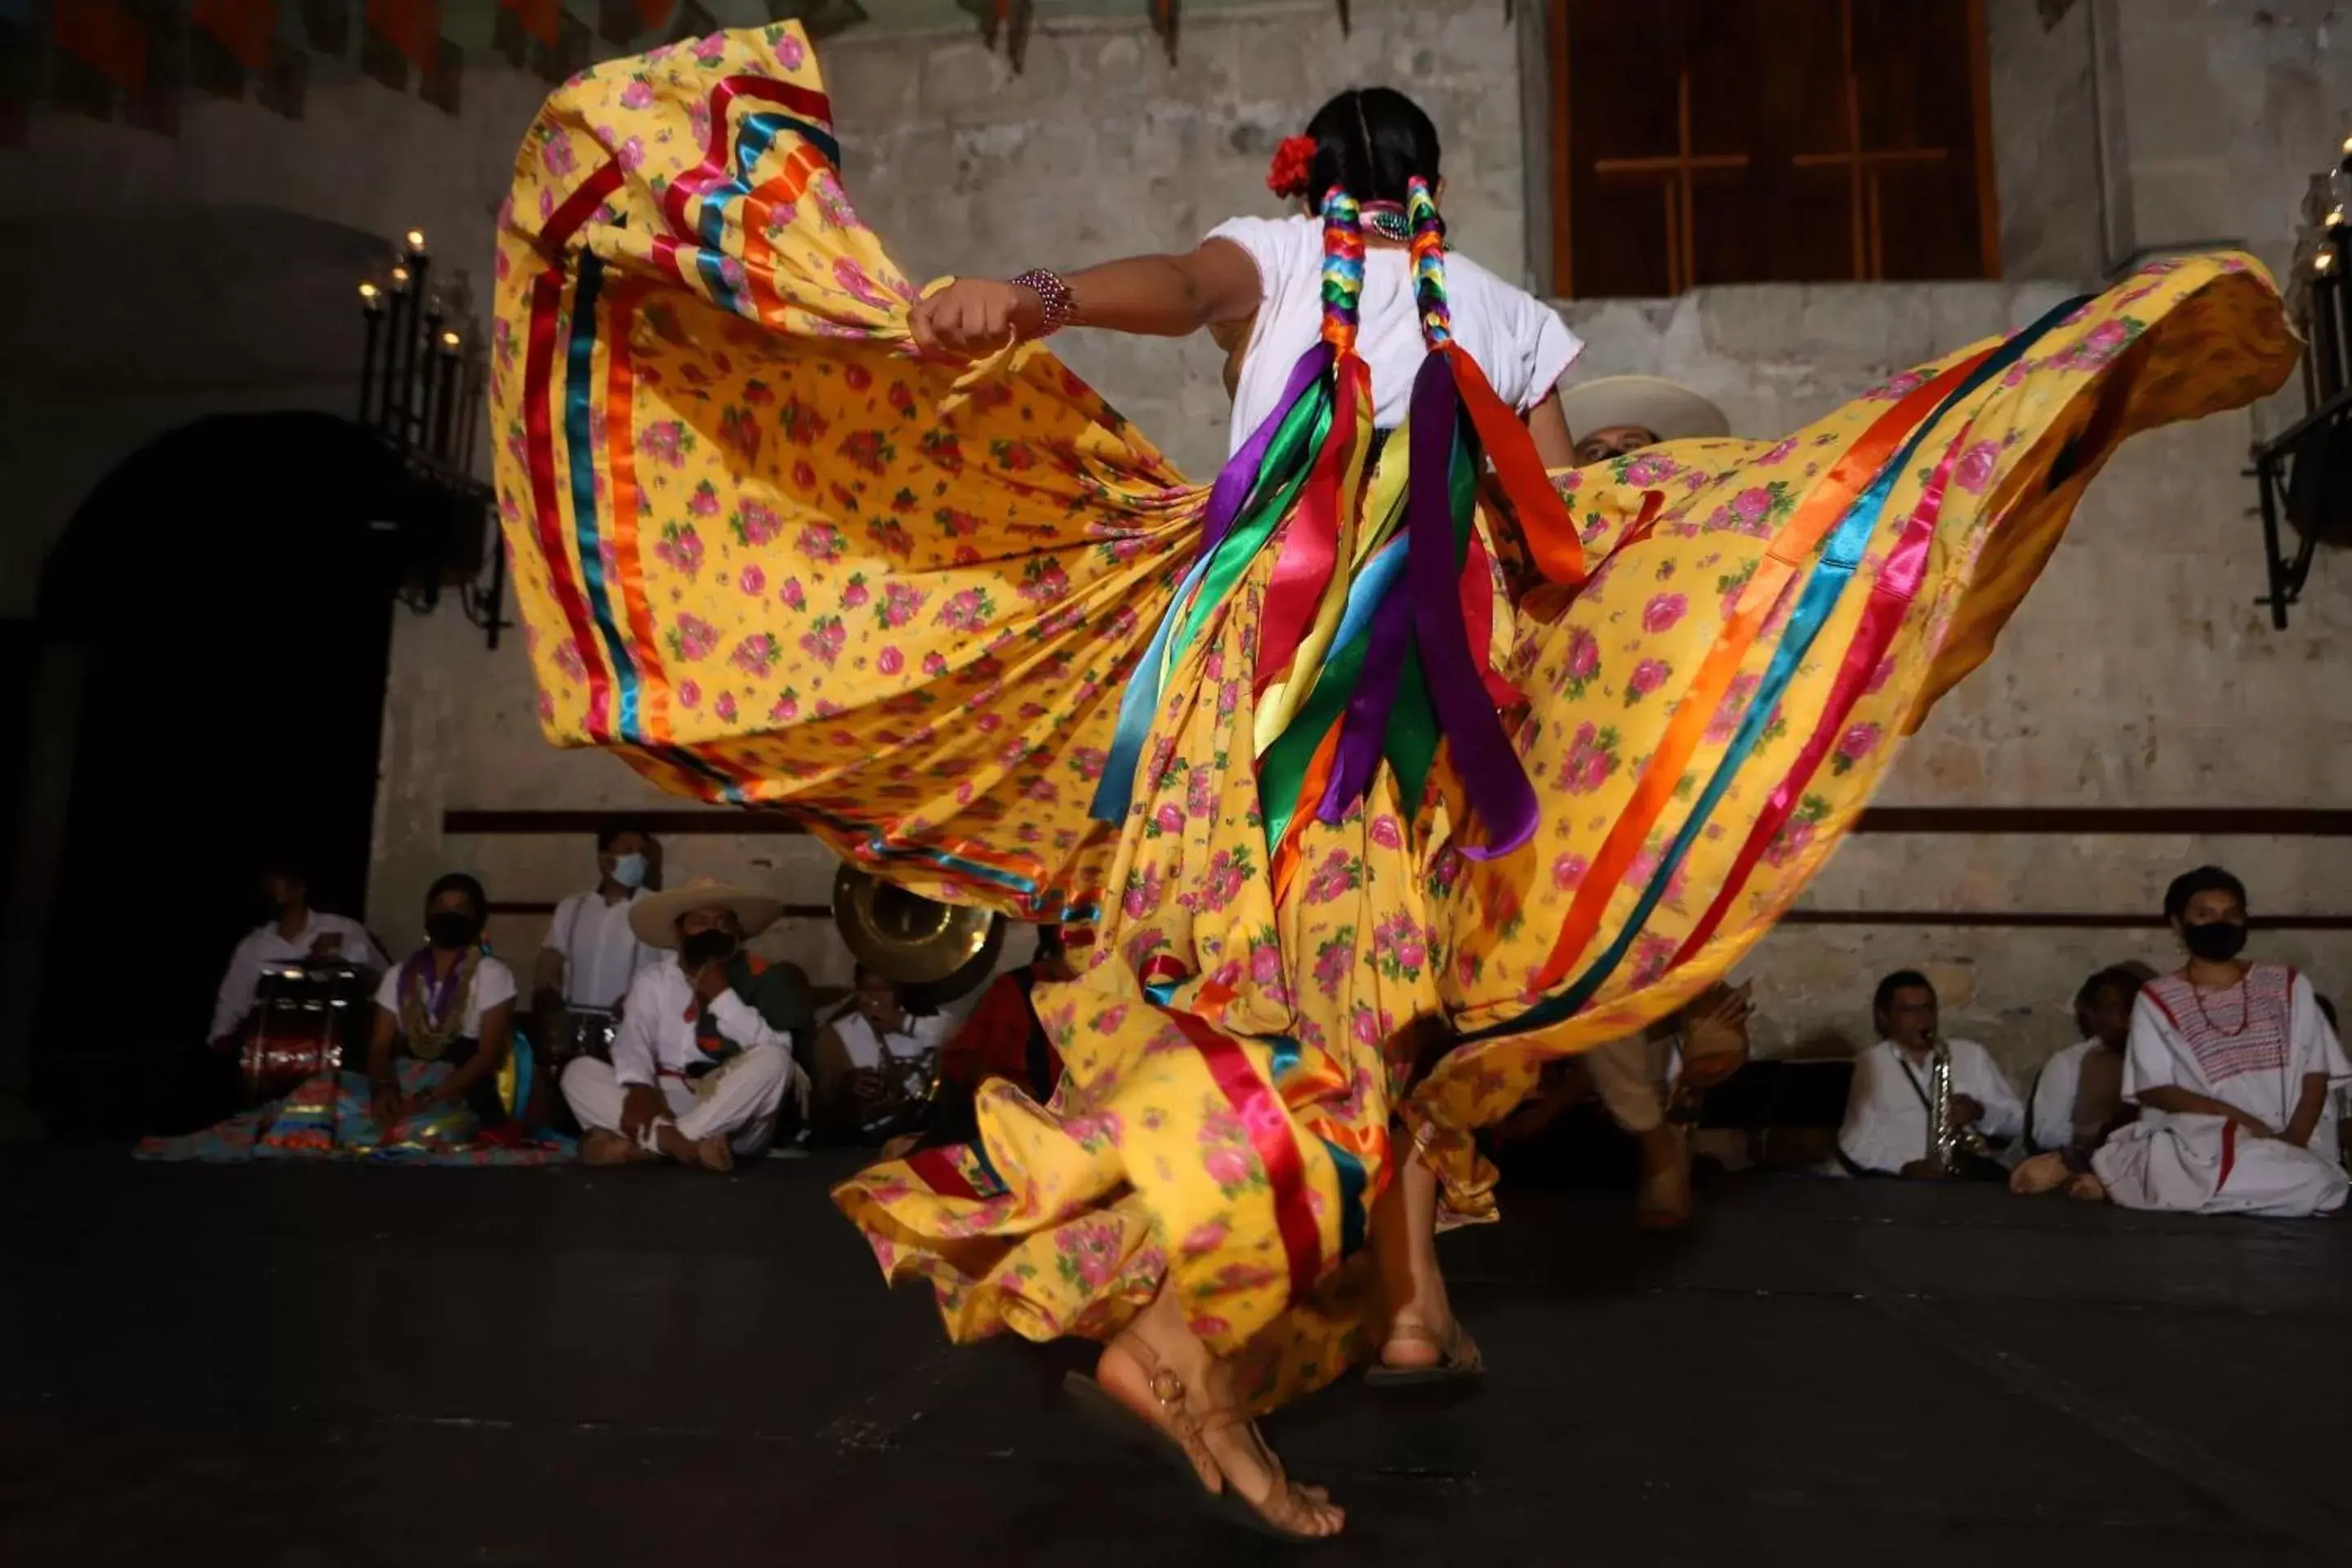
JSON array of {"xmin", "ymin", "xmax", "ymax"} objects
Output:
[{"xmin": 1206, "ymin": 214, "xmax": 1581, "ymax": 451}]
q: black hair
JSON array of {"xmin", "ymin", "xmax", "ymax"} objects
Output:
[
  {"xmin": 1034, "ymin": 925, "xmax": 1066, "ymax": 962},
  {"xmin": 425, "ymin": 871, "xmax": 488, "ymax": 920},
  {"xmin": 2072, "ymin": 965, "xmax": 2145, "ymax": 1030},
  {"xmin": 1302, "ymin": 87, "xmax": 1441, "ymax": 207},
  {"xmin": 260, "ymin": 854, "xmax": 309, "ymax": 885},
  {"xmin": 2163, "ymin": 864, "xmax": 2247, "ymax": 923},
  {"xmin": 596, "ymin": 819, "xmax": 651, "ymax": 853},
  {"xmin": 1873, "ymin": 969, "xmax": 1936, "ymax": 1020}
]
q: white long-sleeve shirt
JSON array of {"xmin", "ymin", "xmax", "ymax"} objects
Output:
[
  {"xmin": 1838, "ymin": 1037, "xmax": 2025, "ymax": 1175},
  {"xmin": 209, "ymin": 911, "xmax": 387, "ymax": 1042},
  {"xmin": 2127, "ymin": 964, "xmax": 2351, "ymax": 1165},
  {"xmin": 610, "ymin": 960, "xmax": 791, "ymax": 1089}
]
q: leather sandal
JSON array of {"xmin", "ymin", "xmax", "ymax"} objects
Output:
[
  {"xmin": 1365, "ymin": 1318, "xmax": 1485, "ymax": 1387},
  {"xmin": 1063, "ymin": 1339, "xmax": 1341, "ymax": 1540}
]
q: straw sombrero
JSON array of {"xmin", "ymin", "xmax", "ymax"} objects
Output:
[
  {"xmin": 1557, "ymin": 375, "xmax": 1731, "ymax": 444},
  {"xmin": 627, "ymin": 876, "xmax": 786, "ymax": 948}
]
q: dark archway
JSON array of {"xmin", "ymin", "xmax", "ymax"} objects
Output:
[{"xmin": 26, "ymin": 411, "xmax": 448, "ymax": 1134}]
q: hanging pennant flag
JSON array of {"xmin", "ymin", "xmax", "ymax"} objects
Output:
[
  {"xmin": 1147, "ymin": 0, "xmax": 1178, "ymax": 63},
  {"xmin": 365, "ymin": 0, "xmax": 440, "ymax": 77},
  {"xmin": 194, "ymin": 0, "xmax": 276, "ymax": 75},
  {"xmin": 52, "ymin": 0, "xmax": 148, "ymax": 95},
  {"xmin": 498, "ymin": 0, "xmax": 560, "ymax": 49}
]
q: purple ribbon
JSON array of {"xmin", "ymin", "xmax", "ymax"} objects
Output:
[
  {"xmin": 1401, "ymin": 354, "xmax": 1537, "ymax": 860},
  {"xmin": 1196, "ymin": 341, "xmax": 1333, "ymax": 564}
]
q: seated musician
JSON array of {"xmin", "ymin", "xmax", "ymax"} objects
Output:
[
  {"xmin": 209, "ymin": 858, "xmax": 386, "ymax": 1051},
  {"xmin": 1837, "ymin": 969, "xmax": 2023, "ymax": 1178},
  {"xmin": 810, "ymin": 964, "xmax": 951, "ymax": 1144},
  {"xmin": 889, "ymin": 926, "xmax": 1078, "ymax": 1155},
  {"xmin": 532, "ymin": 821, "xmax": 663, "ymax": 1043},
  {"xmin": 363, "ymin": 873, "xmax": 522, "ymax": 1147},
  {"xmin": 2026, "ymin": 966, "xmax": 2144, "ymax": 1154},
  {"xmin": 1484, "ymin": 981, "xmax": 1753, "ymax": 1228},
  {"xmin": 559, "ymin": 878, "xmax": 803, "ymax": 1171}
]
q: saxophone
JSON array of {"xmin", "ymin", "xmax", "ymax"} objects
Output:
[
  {"xmin": 1927, "ymin": 1035, "xmax": 1958, "ymax": 1175},
  {"xmin": 1925, "ymin": 1031, "xmax": 1990, "ymax": 1174}
]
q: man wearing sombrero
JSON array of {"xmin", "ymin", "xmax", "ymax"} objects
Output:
[
  {"xmin": 1558, "ymin": 373, "xmax": 1733, "ymax": 465},
  {"xmin": 559, "ymin": 877, "xmax": 804, "ymax": 1171}
]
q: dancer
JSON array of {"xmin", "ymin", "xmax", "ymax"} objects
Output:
[{"xmin": 489, "ymin": 24, "xmax": 2296, "ymax": 1538}]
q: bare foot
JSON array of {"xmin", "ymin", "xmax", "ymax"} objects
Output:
[
  {"xmin": 581, "ymin": 1129, "xmax": 648, "ymax": 1167},
  {"xmin": 1095, "ymin": 1334, "xmax": 1344, "ymax": 1538},
  {"xmin": 653, "ymin": 1123, "xmax": 735, "ymax": 1172},
  {"xmin": 2009, "ymin": 1151, "xmax": 2071, "ymax": 1195}
]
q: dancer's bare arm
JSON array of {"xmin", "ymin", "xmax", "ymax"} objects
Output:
[
  {"xmin": 909, "ymin": 242, "xmax": 1261, "ymax": 355},
  {"xmin": 1525, "ymin": 391, "xmax": 1576, "ymax": 470}
]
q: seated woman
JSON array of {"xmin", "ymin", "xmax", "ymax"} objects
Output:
[
  {"xmin": 139, "ymin": 872, "xmax": 553, "ymax": 1163},
  {"xmin": 358, "ymin": 872, "xmax": 523, "ymax": 1150}
]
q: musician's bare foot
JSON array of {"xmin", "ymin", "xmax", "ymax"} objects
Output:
[
  {"xmin": 653, "ymin": 1123, "xmax": 734, "ymax": 1172},
  {"xmin": 581, "ymin": 1129, "xmax": 652, "ymax": 1166}
]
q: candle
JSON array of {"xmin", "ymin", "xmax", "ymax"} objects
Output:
[
  {"xmin": 358, "ymin": 283, "xmax": 384, "ymax": 423},
  {"xmin": 433, "ymin": 333, "xmax": 461, "ymax": 460}
]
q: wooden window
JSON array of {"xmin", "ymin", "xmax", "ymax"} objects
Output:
[{"xmin": 1548, "ymin": 0, "xmax": 2000, "ymax": 298}]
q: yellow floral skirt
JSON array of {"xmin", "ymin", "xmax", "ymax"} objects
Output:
[{"xmin": 492, "ymin": 24, "xmax": 2296, "ymax": 1410}]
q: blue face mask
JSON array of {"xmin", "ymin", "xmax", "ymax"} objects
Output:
[{"xmin": 608, "ymin": 852, "xmax": 648, "ymax": 889}]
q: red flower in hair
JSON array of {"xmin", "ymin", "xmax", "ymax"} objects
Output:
[{"xmin": 1266, "ymin": 135, "xmax": 1316, "ymax": 199}]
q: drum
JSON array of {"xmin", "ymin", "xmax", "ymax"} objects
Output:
[
  {"xmin": 241, "ymin": 961, "xmax": 370, "ymax": 1103},
  {"xmin": 550, "ymin": 1005, "xmax": 617, "ymax": 1065}
]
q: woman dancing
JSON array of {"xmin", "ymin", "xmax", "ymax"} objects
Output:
[{"xmin": 489, "ymin": 23, "xmax": 2294, "ymax": 1539}]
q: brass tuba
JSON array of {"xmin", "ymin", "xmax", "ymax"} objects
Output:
[
  {"xmin": 831, "ymin": 864, "xmax": 1003, "ymax": 1142},
  {"xmin": 830, "ymin": 864, "xmax": 1004, "ymax": 1000}
]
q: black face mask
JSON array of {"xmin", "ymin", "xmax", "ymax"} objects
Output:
[
  {"xmin": 679, "ymin": 929, "xmax": 737, "ymax": 969},
  {"xmin": 425, "ymin": 911, "xmax": 483, "ymax": 951},
  {"xmin": 2181, "ymin": 920, "xmax": 2248, "ymax": 962}
]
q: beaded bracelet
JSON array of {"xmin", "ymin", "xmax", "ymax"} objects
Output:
[{"xmin": 1009, "ymin": 268, "xmax": 1076, "ymax": 337}]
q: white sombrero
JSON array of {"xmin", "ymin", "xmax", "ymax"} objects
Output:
[
  {"xmin": 1558, "ymin": 375, "xmax": 1731, "ymax": 443},
  {"xmin": 627, "ymin": 876, "xmax": 786, "ymax": 948}
]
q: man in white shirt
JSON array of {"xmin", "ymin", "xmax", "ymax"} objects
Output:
[
  {"xmin": 2027, "ymin": 966, "xmax": 2143, "ymax": 1154},
  {"xmin": 208, "ymin": 860, "xmax": 387, "ymax": 1049},
  {"xmin": 1838, "ymin": 969, "xmax": 2024, "ymax": 1178},
  {"xmin": 559, "ymin": 878, "xmax": 804, "ymax": 1171},
  {"xmin": 533, "ymin": 822, "xmax": 663, "ymax": 1020},
  {"xmin": 810, "ymin": 964, "xmax": 954, "ymax": 1144}
]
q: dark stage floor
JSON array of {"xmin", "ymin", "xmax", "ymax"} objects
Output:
[{"xmin": 3, "ymin": 1148, "xmax": 2346, "ymax": 1567}]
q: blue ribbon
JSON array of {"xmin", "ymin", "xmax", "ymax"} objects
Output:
[
  {"xmin": 1467, "ymin": 296, "xmax": 2091, "ymax": 1043},
  {"xmin": 563, "ymin": 251, "xmax": 646, "ymax": 744}
]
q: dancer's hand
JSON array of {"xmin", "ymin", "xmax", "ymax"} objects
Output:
[{"xmin": 909, "ymin": 278, "xmax": 1041, "ymax": 358}]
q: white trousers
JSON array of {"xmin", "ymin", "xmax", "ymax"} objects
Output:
[
  {"xmin": 1588, "ymin": 1033, "xmax": 1673, "ymax": 1135},
  {"xmin": 560, "ymin": 1046, "xmax": 795, "ymax": 1157},
  {"xmin": 2091, "ymin": 1115, "xmax": 2349, "ymax": 1219}
]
